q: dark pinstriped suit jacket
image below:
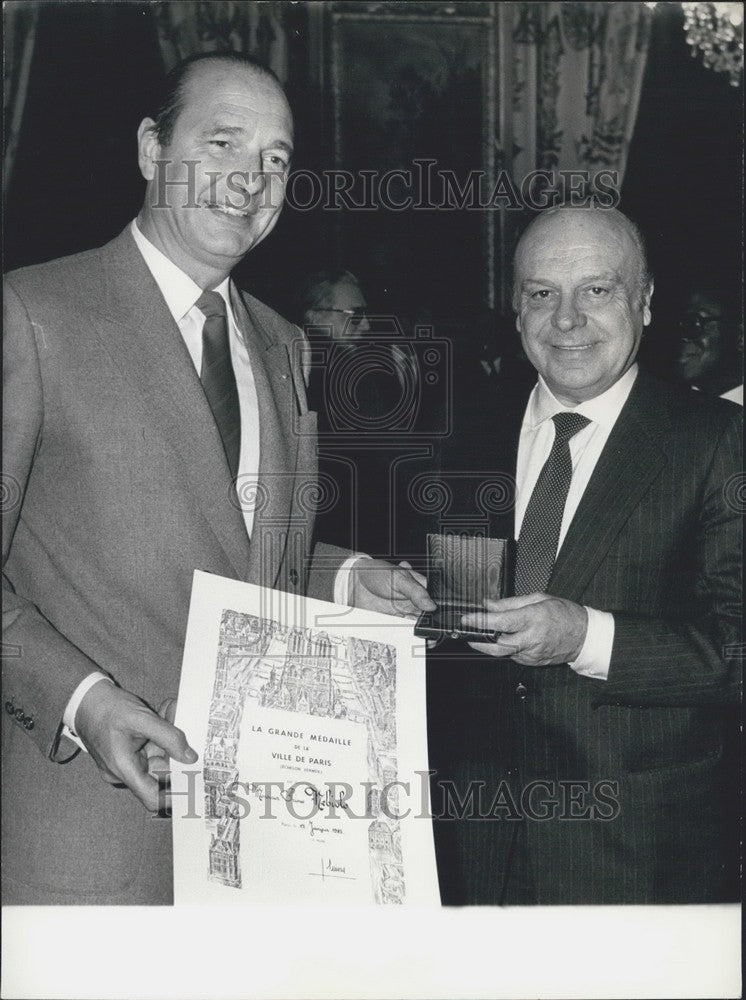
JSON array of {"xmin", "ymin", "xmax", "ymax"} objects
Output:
[{"xmin": 428, "ymin": 367, "xmax": 742, "ymax": 904}]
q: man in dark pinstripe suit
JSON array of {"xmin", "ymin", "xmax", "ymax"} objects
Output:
[{"xmin": 431, "ymin": 206, "xmax": 741, "ymax": 904}]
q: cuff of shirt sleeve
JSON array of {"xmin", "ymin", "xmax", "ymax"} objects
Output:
[
  {"xmin": 333, "ymin": 554, "xmax": 372, "ymax": 606},
  {"xmin": 62, "ymin": 672, "xmax": 114, "ymax": 751},
  {"xmin": 568, "ymin": 607, "xmax": 614, "ymax": 680}
]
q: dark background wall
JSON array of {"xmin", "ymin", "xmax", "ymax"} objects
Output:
[
  {"xmin": 4, "ymin": 1, "xmax": 742, "ymax": 376},
  {"xmin": 621, "ymin": 1, "xmax": 743, "ymax": 373},
  {"xmin": 4, "ymin": 4, "xmax": 164, "ymax": 271}
]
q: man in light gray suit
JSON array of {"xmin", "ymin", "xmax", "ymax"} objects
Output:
[{"xmin": 2, "ymin": 53, "xmax": 432, "ymax": 904}]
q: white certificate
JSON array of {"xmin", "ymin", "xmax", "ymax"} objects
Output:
[{"xmin": 171, "ymin": 570, "xmax": 440, "ymax": 906}]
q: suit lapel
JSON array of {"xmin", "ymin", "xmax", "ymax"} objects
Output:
[
  {"xmin": 549, "ymin": 370, "xmax": 669, "ymax": 601},
  {"xmin": 93, "ymin": 228, "xmax": 252, "ymax": 578}
]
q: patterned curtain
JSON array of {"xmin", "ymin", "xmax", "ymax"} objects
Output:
[
  {"xmin": 153, "ymin": 1, "xmax": 289, "ymax": 82},
  {"xmin": 510, "ymin": 2, "xmax": 653, "ymax": 189},
  {"xmin": 3, "ymin": 2, "xmax": 39, "ymax": 201}
]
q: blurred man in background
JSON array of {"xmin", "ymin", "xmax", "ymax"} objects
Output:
[
  {"xmin": 298, "ymin": 269, "xmax": 414, "ymax": 556},
  {"xmin": 674, "ymin": 280, "xmax": 743, "ymax": 405}
]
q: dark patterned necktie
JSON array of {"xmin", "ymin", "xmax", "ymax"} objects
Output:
[
  {"xmin": 197, "ymin": 290, "xmax": 241, "ymax": 480},
  {"xmin": 514, "ymin": 411, "xmax": 591, "ymax": 595}
]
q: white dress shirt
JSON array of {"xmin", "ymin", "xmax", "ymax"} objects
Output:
[
  {"xmin": 720, "ymin": 384, "xmax": 743, "ymax": 406},
  {"xmin": 516, "ymin": 364, "xmax": 639, "ymax": 680},
  {"xmin": 692, "ymin": 382, "xmax": 743, "ymax": 406}
]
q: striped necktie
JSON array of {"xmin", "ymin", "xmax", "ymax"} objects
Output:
[{"xmin": 514, "ymin": 411, "xmax": 591, "ymax": 595}]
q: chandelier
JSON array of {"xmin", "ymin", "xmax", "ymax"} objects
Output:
[{"xmin": 681, "ymin": 2, "xmax": 744, "ymax": 86}]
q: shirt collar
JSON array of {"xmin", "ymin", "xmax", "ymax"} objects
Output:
[
  {"xmin": 526, "ymin": 363, "xmax": 639, "ymax": 431},
  {"xmin": 130, "ymin": 219, "xmax": 233, "ymax": 324}
]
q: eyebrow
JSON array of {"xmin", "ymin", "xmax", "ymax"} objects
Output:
[
  {"xmin": 269, "ymin": 138, "xmax": 294, "ymax": 155},
  {"xmin": 521, "ymin": 272, "xmax": 620, "ymax": 287},
  {"xmin": 201, "ymin": 124, "xmax": 294, "ymax": 154}
]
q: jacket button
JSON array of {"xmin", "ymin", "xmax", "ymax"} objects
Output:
[
  {"xmin": 5, "ymin": 701, "xmax": 14, "ymax": 715},
  {"xmin": 15, "ymin": 707, "xmax": 25, "ymax": 721},
  {"xmin": 289, "ymin": 568, "xmax": 299, "ymax": 586},
  {"xmin": 23, "ymin": 717, "xmax": 34, "ymax": 730},
  {"xmin": 515, "ymin": 682, "xmax": 528, "ymax": 699}
]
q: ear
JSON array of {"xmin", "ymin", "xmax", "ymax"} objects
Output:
[
  {"xmin": 511, "ymin": 290, "xmax": 521, "ymax": 331},
  {"xmin": 641, "ymin": 279, "xmax": 654, "ymax": 327},
  {"xmin": 514, "ymin": 302, "xmax": 525, "ymax": 337},
  {"xmin": 137, "ymin": 118, "xmax": 161, "ymax": 182}
]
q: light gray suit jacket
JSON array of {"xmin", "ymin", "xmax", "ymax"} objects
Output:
[{"xmin": 2, "ymin": 227, "xmax": 337, "ymax": 903}]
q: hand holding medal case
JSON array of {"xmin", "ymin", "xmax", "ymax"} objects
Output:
[{"xmin": 415, "ymin": 533, "xmax": 514, "ymax": 643}]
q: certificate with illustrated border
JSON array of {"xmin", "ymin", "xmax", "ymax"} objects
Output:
[{"xmin": 171, "ymin": 571, "xmax": 440, "ymax": 906}]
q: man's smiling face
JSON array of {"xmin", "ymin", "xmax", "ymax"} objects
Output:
[
  {"xmin": 137, "ymin": 59, "xmax": 293, "ymax": 287},
  {"xmin": 514, "ymin": 208, "xmax": 653, "ymax": 405}
]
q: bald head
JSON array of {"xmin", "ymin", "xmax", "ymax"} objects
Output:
[
  {"xmin": 513, "ymin": 207, "xmax": 651, "ymax": 311},
  {"xmin": 512, "ymin": 205, "xmax": 654, "ymax": 405}
]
